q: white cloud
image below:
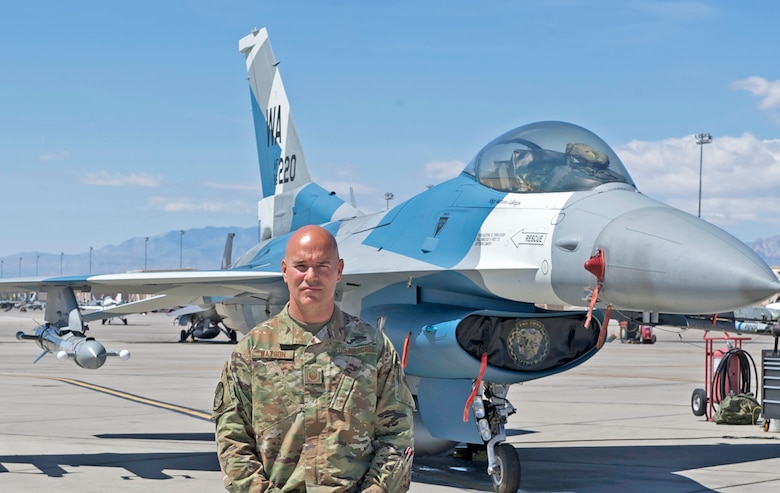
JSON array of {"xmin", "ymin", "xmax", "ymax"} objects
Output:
[
  {"xmin": 147, "ymin": 196, "xmax": 231, "ymax": 213},
  {"xmin": 615, "ymin": 133, "xmax": 780, "ymax": 229},
  {"xmin": 423, "ymin": 159, "xmax": 464, "ymax": 180},
  {"xmin": 732, "ymin": 76, "xmax": 780, "ymax": 110},
  {"xmin": 38, "ymin": 150, "xmax": 71, "ymax": 162},
  {"xmin": 204, "ymin": 181, "xmax": 259, "ymax": 192},
  {"xmin": 82, "ymin": 171, "xmax": 161, "ymax": 187}
]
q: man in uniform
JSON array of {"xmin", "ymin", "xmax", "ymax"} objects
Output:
[{"xmin": 213, "ymin": 225, "xmax": 415, "ymax": 492}]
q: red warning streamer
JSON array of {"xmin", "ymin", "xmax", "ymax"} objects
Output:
[
  {"xmin": 401, "ymin": 332, "xmax": 411, "ymax": 368},
  {"xmin": 463, "ymin": 352, "xmax": 489, "ymax": 423}
]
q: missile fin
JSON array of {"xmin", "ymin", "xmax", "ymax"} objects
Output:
[{"xmin": 33, "ymin": 349, "xmax": 48, "ymax": 364}]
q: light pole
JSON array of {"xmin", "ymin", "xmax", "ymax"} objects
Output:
[
  {"xmin": 695, "ymin": 132, "xmax": 712, "ymax": 218},
  {"xmin": 1, "ymin": 259, "xmax": 3, "ymax": 278},
  {"xmin": 384, "ymin": 192, "xmax": 394, "ymax": 210},
  {"xmin": 179, "ymin": 230, "xmax": 185, "ymax": 269},
  {"xmin": 60, "ymin": 252, "xmax": 64, "ymax": 275},
  {"xmin": 36, "ymin": 255, "xmax": 39, "ymax": 276},
  {"xmin": 89, "ymin": 246, "xmax": 93, "ymax": 274},
  {"xmin": 18, "ymin": 257, "xmax": 22, "ymax": 277},
  {"xmin": 144, "ymin": 236, "xmax": 149, "ymax": 270}
]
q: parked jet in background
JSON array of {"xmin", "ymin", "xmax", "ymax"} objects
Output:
[
  {"xmin": 3, "ymin": 27, "xmax": 779, "ymax": 492},
  {"xmin": 81, "ymin": 294, "xmax": 128, "ymax": 325},
  {"xmin": 3, "ymin": 291, "xmax": 45, "ymax": 312},
  {"xmin": 170, "ymin": 304, "xmax": 238, "ymax": 343}
]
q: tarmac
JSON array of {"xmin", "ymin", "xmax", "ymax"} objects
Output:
[{"xmin": 2, "ymin": 309, "xmax": 780, "ymax": 492}]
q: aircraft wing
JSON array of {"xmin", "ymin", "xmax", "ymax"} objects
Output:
[
  {"xmin": 166, "ymin": 304, "xmax": 210, "ymax": 317},
  {"xmin": 79, "ymin": 294, "xmax": 175, "ymax": 323},
  {"xmin": 0, "ymin": 270, "xmax": 288, "ymax": 308}
]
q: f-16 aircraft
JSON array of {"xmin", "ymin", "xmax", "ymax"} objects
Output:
[
  {"xmin": 80, "ymin": 294, "xmax": 129, "ymax": 325},
  {"xmin": 4, "ymin": 27, "xmax": 779, "ymax": 492},
  {"xmin": 170, "ymin": 303, "xmax": 238, "ymax": 343}
]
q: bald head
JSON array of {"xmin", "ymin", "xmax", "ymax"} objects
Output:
[
  {"xmin": 282, "ymin": 225, "xmax": 343, "ymax": 324},
  {"xmin": 285, "ymin": 225, "xmax": 340, "ymax": 260}
]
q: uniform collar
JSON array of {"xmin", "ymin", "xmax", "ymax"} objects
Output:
[{"xmin": 279, "ymin": 303, "xmax": 347, "ymax": 344}]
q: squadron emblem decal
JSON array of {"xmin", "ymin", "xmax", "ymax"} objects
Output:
[
  {"xmin": 507, "ymin": 320, "xmax": 550, "ymax": 368},
  {"xmin": 213, "ymin": 381, "xmax": 225, "ymax": 411}
]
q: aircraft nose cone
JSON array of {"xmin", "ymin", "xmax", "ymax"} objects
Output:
[
  {"xmin": 74, "ymin": 339, "xmax": 108, "ymax": 369},
  {"xmin": 595, "ymin": 207, "xmax": 779, "ymax": 314}
]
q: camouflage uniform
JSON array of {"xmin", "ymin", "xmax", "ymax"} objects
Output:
[{"xmin": 213, "ymin": 303, "xmax": 414, "ymax": 492}]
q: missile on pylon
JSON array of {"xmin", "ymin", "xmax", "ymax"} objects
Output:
[{"xmin": 15, "ymin": 308, "xmax": 130, "ymax": 369}]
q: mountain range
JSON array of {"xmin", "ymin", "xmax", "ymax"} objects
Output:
[
  {"xmin": 0, "ymin": 226, "xmax": 259, "ymax": 278},
  {"xmin": 1, "ymin": 226, "xmax": 779, "ymax": 280},
  {"xmin": 746, "ymin": 237, "xmax": 780, "ymax": 268}
]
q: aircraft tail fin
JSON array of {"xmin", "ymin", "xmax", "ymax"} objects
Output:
[
  {"xmin": 221, "ymin": 232, "xmax": 235, "ymax": 270},
  {"xmin": 239, "ymin": 28, "xmax": 361, "ymax": 241}
]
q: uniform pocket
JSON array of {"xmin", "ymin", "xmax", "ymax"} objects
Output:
[
  {"xmin": 251, "ymin": 358, "xmax": 301, "ymax": 432},
  {"xmin": 328, "ymin": 371, "xmax": 378, "ymax": 430},
  {"xmin": 329, "ymin": 373, "xmax": 355, "ymax": 412}
]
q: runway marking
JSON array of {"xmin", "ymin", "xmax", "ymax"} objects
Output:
[{"xmin": 15, "ymin": 374, "xmax": 212, "ymax": 422}]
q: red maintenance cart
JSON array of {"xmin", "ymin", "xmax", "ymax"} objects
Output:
[
  {"xmin": 619, "ymin": 320, "xmax": 657, "ymax": 344},
  {"xmin": 690, "ymin": 333, "xmax": 756, "ymax": 421}
]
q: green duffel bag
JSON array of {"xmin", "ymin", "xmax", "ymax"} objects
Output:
[{"xmin": 713, "ymin": 393, "xmax": 761, "ymax": 425}]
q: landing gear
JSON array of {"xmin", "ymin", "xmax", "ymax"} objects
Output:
[
  {"xmin": 178, "ymin": 317, "xmax": 238, "ymax": 343},
  {"xmin": 471, "ymin": 382, "xmax": 521, "ymax": 493},
  {"xmin": 490, "ymin": 442, "xmax": 521, "ymax": 493}
]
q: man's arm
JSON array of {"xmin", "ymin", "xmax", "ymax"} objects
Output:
[
  {"xmin": 213, "ymin": 356, "xmax": 281, "ymax": 493},
  {"xmin": 360, "ymin": 334, "xmax": 415, "ymax": 493}
]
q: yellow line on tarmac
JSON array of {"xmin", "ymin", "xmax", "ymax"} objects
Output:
[{"xmin": 19, "ymin": 374, "xmax": 212, "ymax": 421}]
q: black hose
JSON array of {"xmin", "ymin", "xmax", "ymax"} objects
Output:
[{"xmin": 711, "ymin": 348, "xmax": 758, "ymax": 404}]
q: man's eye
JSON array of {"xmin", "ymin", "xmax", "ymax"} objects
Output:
[{"xmin": 293, "ymin": 263, "xmax": 330, "ymax": 272}]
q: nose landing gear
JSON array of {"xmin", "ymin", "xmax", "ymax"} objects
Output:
[{"xmin": 471, "ymin": 382, "xmax": 521, "ymax": 493}]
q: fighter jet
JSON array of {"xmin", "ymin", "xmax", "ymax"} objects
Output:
[
  {"xmin": 80, "ymin": 294, "xmax": 129, "ymax": 325},
  {"xmin": 170, "ymin": 304, "xmax": 238, "ymax": 343},
  {"xmin": 3, "ymin": 27, "xmax": 779, "ymax": 492}
]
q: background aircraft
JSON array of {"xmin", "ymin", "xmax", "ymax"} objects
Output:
[
  {"xmin": 170, "ymin": 304, "xmax": 238, "ymax": 343},
  {"xmin": 80, "ymin": 294, "xmax": 129, "ymax": 325},
  {"xmin": 4, "ymin": 27, "xmax": 779, "ymax": 492},
  {"xmin": 0, "ymin": 291, "xmax": 44, "ymax": 312}
]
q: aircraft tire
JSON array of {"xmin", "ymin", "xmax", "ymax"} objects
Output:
[
  {"xmin": 691, "ymin": 388, "xmax": 707, "ymax": 416},
  {"xmin": 180, "ymin": 329, "xmax": 188, "ymax": 343},
  {"xmin": 491, "ymin": 443, "xmax": 521, "ymax": 493}
]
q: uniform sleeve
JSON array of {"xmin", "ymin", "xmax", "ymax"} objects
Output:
[
  {"xmin": 213, "ymin": 350, "xmax": 282, "ymax": 493},
  {"xmin": 360, "ymin": 334, "xmax": 415, "ymax": 493}
]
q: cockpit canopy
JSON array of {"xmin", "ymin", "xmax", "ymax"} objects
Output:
[{"xmin": 464, "ymin": 121, "xmax": 635, "ymax": 193}]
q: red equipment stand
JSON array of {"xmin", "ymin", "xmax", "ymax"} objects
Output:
[{"xmin": 692, "ymin": 333, "xmax": 752, "ymax": 421}]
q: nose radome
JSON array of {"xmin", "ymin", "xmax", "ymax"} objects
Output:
[{"xmin": 594, "ymin": 207, "xmax": 779, "ymax": 314}]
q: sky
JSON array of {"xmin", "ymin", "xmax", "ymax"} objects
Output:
[{"xmin": 2, "ymin": 0, "xmax": 780, "ymax": 258}]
